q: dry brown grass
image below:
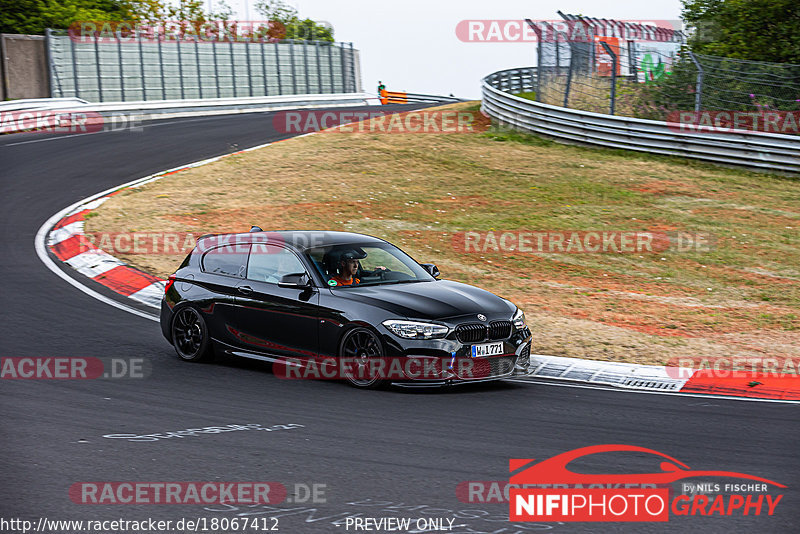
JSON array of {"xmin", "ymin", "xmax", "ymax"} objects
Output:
[
  {"xmin": 534, "ymin": 74, "xmax": 649, "ymax": 117},
  {"xmin": 86, "ymin": 102, "xmax": 800, "ymax": 365}
]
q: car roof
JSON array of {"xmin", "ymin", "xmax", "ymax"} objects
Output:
[{"xmin": 196, "ymin": 230, "xmax": 386, "ymax": 252}]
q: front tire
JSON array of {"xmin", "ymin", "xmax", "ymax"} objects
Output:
[
  {"xmin": 171, "ymin": 306, "xmax": 212, "ymax": 362},
  {"xmin": 339, "ymin": 327, "xmax": 386, "ymax": 389}
]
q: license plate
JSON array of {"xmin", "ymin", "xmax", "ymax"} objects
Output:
[{"xmin": 471, "ymin": 341, "xmax": 504, "ymax": 358}]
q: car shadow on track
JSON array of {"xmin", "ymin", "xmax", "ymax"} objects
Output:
[{"xmin": 186, "ymin": 350, "xmax": 525, "ymax": 395}]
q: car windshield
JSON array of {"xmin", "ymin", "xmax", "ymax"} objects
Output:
[{"xmin": 306, "ymin": 242, "xmax": 434, "ymax": 288}]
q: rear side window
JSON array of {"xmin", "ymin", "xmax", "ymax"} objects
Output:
[
  {"xmin": 202, "ymin": 244, "xmax": 249, "ymax": 277},
  {"xmin": 247, "ymin": 244, "xmax": 306, "ymax": 283}
]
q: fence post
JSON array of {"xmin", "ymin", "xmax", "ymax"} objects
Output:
[
  {"xmin": 229, "ymin": 39, "xmax": 236, "ymax": 97},
  {"xmin": 599, "ymin": 40, "xmax": 617, "ymax": 115},
  {"xmin": 349, "ymin": 42, "xmax": 356, "ymax": 92},
  {"xmin": 627, "ymin": 40, "xmax": 637, "ymax": 80},
  {"xmin": 339, "ymin": 42, "xmax": 346, "ymax": 92},
  {"xmin": 212, "ymin": 40, "xmax": 220, "ymax": 98},
  {"xmin": 261, "ymin": 38, "xmax": 268, "ymax": 96},
  {"xmin": 245, "ymin": 39, "xmax": 253, "ymax": 97},
  {"xmin": 44, "ymin": 28, "xmax": 56, "ymax": 97},
  {"xmin": 94, "ymin": 32, "xmax": 103, "ymax": 101},
  {"xmin": 689, "ymin": 51, "xmax": 704, "ymax": 113},
  {"xmin": 525, "ymin": 19, "xmax": 542, "ymax": 101},
  {"xmin": 327, "ymin": 44, "xmax": 334, "ymax": 92},
  {"xmin": 176, "ymin": 35, "xmax": 184, "ymax": 100},
  {"xmin": 289, "ymin": 41, "xmax": 298, "ymax": 94},
  {"xmin": 562, "ymin": 33, "xmax": 573, "ymax": 108},
  {"xmin": 194, "ymin": 35, "xmax": 202, "ymax": 98},
  {"xmin": 138, "ymin": 30, "xmax": 145, "ymax": 99},
  {"xmin": 274, "ymin": 43, "xmax": 282, "ymax": 94},
  {"xmin": 315, "ymin": 40, "xmax": 322, "ymax": 93},
  {"xmin": 157, "ymin": 33, "xmax": 166, "ymax": 99},
  {"xmin": 70, "ymin": 32, "xmax": 81, "ymax": 98},
  {"xmin": 302, "ymin": 40, "xmax": 309, "ymax": 93},
  {"xmin": 116, "ymin": 31, "xmax": 126, "ymax": 101}
]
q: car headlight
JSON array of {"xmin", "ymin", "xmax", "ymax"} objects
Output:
[
  {"xmin": 512, "ymin": 308, "xmax": 526, "ymax": 329},
  {"xmin": 382, "ymin": 320, "xmax": 449, "ymax": 339}
]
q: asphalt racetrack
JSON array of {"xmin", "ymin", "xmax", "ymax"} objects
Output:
[{"xmin": 1, "ymin": 106, "xmax": 798, "ymax": 534}]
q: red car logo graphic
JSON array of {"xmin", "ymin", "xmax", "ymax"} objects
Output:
[{"xmin": 510, "ymin": 444, "xmax": 785, "ymax": 487}]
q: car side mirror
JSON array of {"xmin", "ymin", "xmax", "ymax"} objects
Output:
[
  {"xmin": 420, "ymin": 263, "xmax": 440, "ymax": 278},
  {"xmin": 278, "ymin": 272, "xmax": 312, "ymax": 288}
]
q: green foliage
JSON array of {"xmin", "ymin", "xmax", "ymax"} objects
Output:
[
  {"xmin": 622, "ymin": 55, "xmax": 700, "ymax": 119},
  {"xmin": 0, "ymin": 0, "xmax": 237, "ymax": 34},
  {"xmin": 0, "ymin": 0, "xmax": 332, "ymax": 41},
  {"xmin": 682, "ymin": 0, "xmax": 800, "ymax": 63},
  {"xmin": 628, "ymin": 52, "xmax": 800, "ymax": 117},
  {"xmin": 126, "ymin": 0, "xmax": 234, "ymax": 23},
  {"xmin": 254, "ymin": 0, "xmax": 333, "ymax": 42},
  {"xmin": 0, "ymin": 0, "xmax": 131, "ymax": 34}
]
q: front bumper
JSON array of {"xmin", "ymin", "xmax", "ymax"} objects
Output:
[{"xmin": 379, "ymin": 322, "xmax": 532, "ymax": 386}]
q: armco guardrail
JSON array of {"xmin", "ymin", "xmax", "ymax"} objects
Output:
[
  {"xmin": 482, "ymin": 67, "xmax": 800, "ymax": 174},
  {"xmin": 379, "ymin": 89, "xmax": 463, "ymax": 105},
  {"xmin": 1, "ymin": 93, "xmax": 369, "ymax": 134},
  {"xmin": 0, "ymin": 97, "xmax": 89, "ymax": 112}
]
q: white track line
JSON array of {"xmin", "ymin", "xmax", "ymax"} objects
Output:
[{"xmin": 35, "ymin": 198, "xmax": 160, "ymax": 322}]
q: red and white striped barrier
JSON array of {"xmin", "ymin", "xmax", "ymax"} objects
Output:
[
  {"xmin": 527, "ymin": 354, "xmax": 800, "ymax": 401},
  {"xmin": 47, "ymin": 196, "xmax": 166, "ymax": 308}
]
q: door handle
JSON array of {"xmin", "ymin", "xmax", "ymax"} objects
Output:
[{"xmin": 237, "ymin": 285, "xmax": 253, "ymax": 295}]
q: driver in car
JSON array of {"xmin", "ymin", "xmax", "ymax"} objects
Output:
[
  {"xmin": 330, "ymin": 249, "xmax": 389, "ymax": 286},
  {"xmin": 332, "ymin": 251, "xmax": 362, "ymax": 286}
]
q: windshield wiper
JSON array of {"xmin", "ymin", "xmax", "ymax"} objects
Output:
[
  {"xmin": 366, "ymin": 279, "xmax": 424, "ymax": 286},
  {"xmin": 334, "ymin": 279, "xmax": 423, "ymax": 288}
]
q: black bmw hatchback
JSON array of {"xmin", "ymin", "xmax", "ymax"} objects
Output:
[{"xmin": 160, "ymin": 230, "xmax": 532, "ymax": 388}]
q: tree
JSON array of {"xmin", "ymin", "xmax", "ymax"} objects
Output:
[
  {"xmin": 0, "ymin": 0, "xmax": 234, "ymax": 35},
  {"xmin": 254, "ymin": 0, "xmax": 334, "ymax": 42},
  {"xmin": 125, "ymin": 0, "xmax": 233, "ymax": 23},
  {"xmin": 0, "ymin": 0, "xmax": 131, "ymax": 34},
  {"xmin": 682, "ymin": 0, "xmax": 800, "ymax": 63}
]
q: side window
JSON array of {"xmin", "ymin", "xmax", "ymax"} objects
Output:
[
  {"xmin": 247, "ymin": 244, "xmax": 306, "ymax": 283},
  {"xmin": 202, "ymin": 244, "xmax": 249, "ymax": 277}
]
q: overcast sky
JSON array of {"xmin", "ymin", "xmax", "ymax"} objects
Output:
[{"xmin": 221, "ymin": 0, "xmax": 684, "ymax": 99}]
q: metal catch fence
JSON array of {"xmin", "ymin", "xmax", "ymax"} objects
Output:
[
  {"xmin": 526, "ymin": 13, "xmax": 800, "ymax": 130},
  {"xmin": 46, "ymin": 30, "xmax": 361, "ymax": 102},
  {"xmin": 482, "ymin": 67, "xmax": 800, "ymax": 174}
]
